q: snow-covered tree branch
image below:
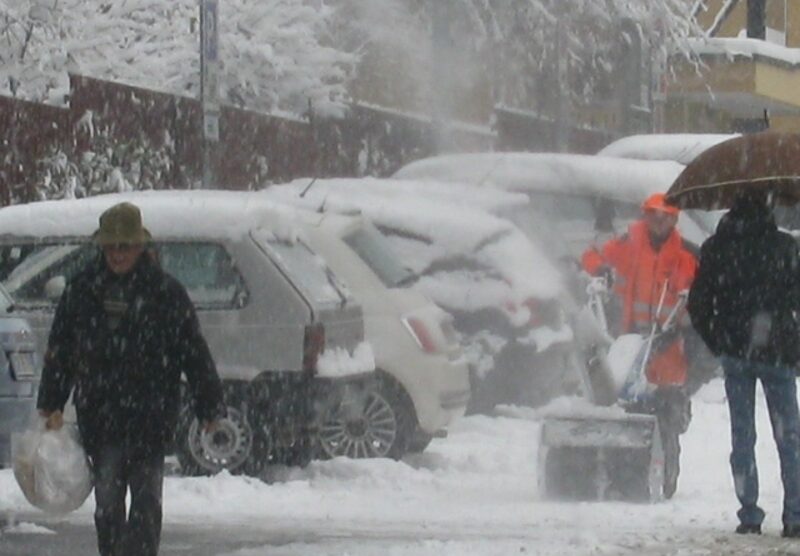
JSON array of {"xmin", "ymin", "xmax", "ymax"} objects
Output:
[{"xmin": 0, "ymin": 0, "xmax": 357, "ymax": 115}]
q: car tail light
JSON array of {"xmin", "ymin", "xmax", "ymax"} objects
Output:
[
  {"xmin": 303, "ymin": 323, "xmax": 325, "ymax": 371},
  {"xmin": 403, "ymin": 317, "xmax": 439, "ymax": 354}
]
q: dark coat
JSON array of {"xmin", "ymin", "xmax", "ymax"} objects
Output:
[
  {"xmin": 37, "ymin": 252, "xmax": 224, "ymax": 455},
  {"xmin": 688, "ymin": 200, "xmax": 800, "ymax": 366}
]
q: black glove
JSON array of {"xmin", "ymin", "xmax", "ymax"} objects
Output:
[
  {"xmin": 596, "ymin": 265, "xmax": 614, "ymax": 288},
  {"xmin": 650, "ymin": 326, "xmax": 680, "ymax": 355}
]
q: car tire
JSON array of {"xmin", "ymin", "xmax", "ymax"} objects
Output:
[
  {"xmin": 316, "ymin": 373, "xmax": 415, "ymax": 460},
  {"xmin": 175, "ymin": 383, "xmax": 254, "ymax": 476}
]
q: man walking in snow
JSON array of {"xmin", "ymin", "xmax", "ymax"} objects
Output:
[
  {"xmin": 36, "ymin": 201, "xmax": 225, "ymax": 556},
  {"xmin": 582, "ymin": 192, "xmax": 697, "ymax": 498},
  {"xmin": 688, "ymin": 192, "xmax": 800, "ymax": 537}
]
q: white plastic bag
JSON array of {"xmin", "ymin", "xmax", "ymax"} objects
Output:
[{"xmin": 12, "ymin": 420, "xmax": 93, "ymax": 514}]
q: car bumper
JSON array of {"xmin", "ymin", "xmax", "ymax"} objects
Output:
[
  {"xmin": 412, "ymin": 354, "xmax": 470, "ymax": 433},
  {"xmin": 0, "ymin": 395, "xmax": 37, "ymax": 467}
]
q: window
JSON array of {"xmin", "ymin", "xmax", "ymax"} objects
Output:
[
  {"xmin": 255, "ymin": 231, "xmax": 352, "ymax": 306},
  {"xmin": 155, "ymin": 243, "xmax": 248, "ymax": 309},
  {"xmin": 4, "ymin": 244, "xmax": 92, "ymax": 305},
  {"xmin": 343, "ymin": 225, "xmax": 414, "ymax": 288},
  {"xmin": 1, "ymin": 241, "xmax": 247, "ymax": 310}
]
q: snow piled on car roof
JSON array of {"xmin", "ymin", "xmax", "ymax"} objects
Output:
[
  {"xmin": 0, "ymin": 190, "xmax": 302, "ymax": 241},
  {"xmin": 262, "ymin": 177, "xmax": 563, "ymax": 302},
  {"xmin": 597, "ymin": 133, "xmax": 738, "ymax": 165},
  {"xmin": 392, "ymin": 152, "xmax": 684, "ymax": 202}
]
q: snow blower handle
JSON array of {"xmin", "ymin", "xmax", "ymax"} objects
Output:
[
  {"xmin": 586, "ymin": 275, "xmax": 610, "ymax": 335},
  {"xmin": 639, "ymin": 281, "xmax": 670, "ymax": 371},
  {"xmin": 660, "ymin": 289, "xmax": 689, "ymax": 335}
]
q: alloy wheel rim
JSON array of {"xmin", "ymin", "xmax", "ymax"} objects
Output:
[{"xmin": 318, "ymin": 391, "xmax": 398, "ymax": 459}]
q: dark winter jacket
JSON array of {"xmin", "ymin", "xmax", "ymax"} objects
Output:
[
  {"xmin": 36, "ymin": 252, "xmax": 225, "ymax": 455},
  {"xmin": 688, "ymin": 200, "xmax": 800, "ymax": 365}
]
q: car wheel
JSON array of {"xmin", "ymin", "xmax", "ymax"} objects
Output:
[
  {"xmin": 176, "ymin": 389, "xmax": 254, "ymax": 476},
  {"xmin": 317, "ymin": 375, "xmax": 414, "ymax": 460}
]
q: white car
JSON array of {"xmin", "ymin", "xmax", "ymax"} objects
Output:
[
  {"xmin": 0, "ymin": 191, "xmax": 376, "ymax": 473},
  {"xmin": 263, "ymin": 179, "xmax": 596, "ymax": 413},
  {"xmin": 295, "ymin": 210, "xmax": 471, "ymax": 457},
  {"xmin": 596, "ymin": 133, "xmax": 738, "ymax": 165},
  {"xmin": 392, "ymin": 152, "xmax": 709, "ymax": 257},
  {"xmin": 597, "ymin": 133, "xmax": 737, "ymax": 242}
]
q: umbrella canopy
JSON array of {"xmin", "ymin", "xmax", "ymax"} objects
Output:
[{"xmin": 664, "ymin": 131, "xmax": 800, "ymax": 210}]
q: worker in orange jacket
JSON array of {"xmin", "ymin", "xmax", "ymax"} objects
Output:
[{"xmin": 582, "ymin": 192, "xmax": 697, "ymax": 498}]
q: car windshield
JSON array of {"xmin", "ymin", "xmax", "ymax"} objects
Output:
[
  {"xmin": 528, "ymin": 192, "xmax": 595, "ymax": 221},
  {"xmin": 343, "ymin": 224, "xmax": 414, "ymax": 288},
  {"xmin": 1, "ymin": 240, "xmax": 248, "ymax": 309},
  {"xmin": 497, "ymin": 205, "xmax": 573, "ymax": 261}
]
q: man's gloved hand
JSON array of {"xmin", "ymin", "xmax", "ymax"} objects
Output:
[
  {"xmin": 651, "ymin": 326, "xmax": 680, "ymax": 355},
  {"xmin": 596, "ymin": 264, "xmax": 614, "ymax": 288}
]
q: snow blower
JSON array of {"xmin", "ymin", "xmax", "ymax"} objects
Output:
[{"xmin": 537, "ymin": 280, "xmax": 686, "ymax": 502}]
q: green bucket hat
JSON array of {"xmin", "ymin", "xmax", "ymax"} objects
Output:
[{"xmin": 94, "ymin": 202, "xmax": 151, "ymax": 246}]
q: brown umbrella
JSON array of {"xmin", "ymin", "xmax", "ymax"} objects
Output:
[{"xmin": 665, "ymin": 131, "xmax": 800, "ymax": 210}]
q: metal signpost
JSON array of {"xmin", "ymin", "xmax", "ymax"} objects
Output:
[{"xmin": 200, "ymin": 0, "xmax": 220, "ymax": 189}]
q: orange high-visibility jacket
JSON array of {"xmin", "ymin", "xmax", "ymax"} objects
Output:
[{"xmin": 582, "ymin": 220, "xmax": 697, "ymax": 385}]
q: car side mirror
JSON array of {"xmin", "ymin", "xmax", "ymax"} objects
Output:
[{"xmin": 44, "ymin": 275, "xmax": 66, "ymax": 301}]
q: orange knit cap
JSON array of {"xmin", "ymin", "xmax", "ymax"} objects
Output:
[{"xmin": 641, "ymin": 193, "xmax": 680, "ymax": 216}]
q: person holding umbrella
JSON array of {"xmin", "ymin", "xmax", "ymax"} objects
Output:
[
  {"xmin": 688, "ymin": 191, "xmax": 800, "ymax": 537},
  {"xmin": 582, "ymin": 192, "xmax": 697, "ymax": 499},
  {"xmin": 669, "ymin": 131, "xmax": 800, "ymax": 537}
]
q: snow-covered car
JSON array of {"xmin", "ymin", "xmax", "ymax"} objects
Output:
[
  {"xmin": 0, "ymin": 191, "xmax": 374, "ymax": 475},
  {"xmin": 596, "ymin": 133, "xmax": 739, "ymax": 165},
  {"xmin": 264, "ymin": 179, "xmax": 594, "ymax": 413},
  {"xmin": 597, "ymin": 133, "xmax": 737, "ymax": 243},
  {"xmin": 293, "ymin": 209, "xmax": 470, "ymax": 458},
  {"xmin": 0, "ymin": 283, "xmax": 39, "ymax": 468},
  {"xmin": 391, "ymin": 152, "xmax": 709, "ymax": 259}
]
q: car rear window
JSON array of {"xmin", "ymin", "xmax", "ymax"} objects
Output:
[
  {"xmin": 343, "ymin": 225, "xmax": 414, "ymax": 288},
  {"xmin": 253, "ymin": 231, "xmax": 353, "ymax": 307},
  {"xmin": 1, "ymin": 241, "xmax": 248, "ymax": 309}
]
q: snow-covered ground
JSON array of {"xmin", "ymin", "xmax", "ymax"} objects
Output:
[{"xmin": 1, "ymin": 378, "xmax": 797, "ymax": 555}]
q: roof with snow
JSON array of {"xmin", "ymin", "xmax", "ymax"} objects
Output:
[
  {"xmin": 0, "ymin": 190, "xmax": 302, "ymax": 242},
  {"xmin": 391, "ymin": 152, "xmax": 684, "ymax": 202},
  {"xmin": 597, "ymin": 134, "xmax": 739, "ymax": 165},
  {"xmin": 689, "ymin": 36, "xmax": 800, "ymax": 66},
  {"xmin": 261, "ymin": 178, "xmax": 563, "ymax": 301}
]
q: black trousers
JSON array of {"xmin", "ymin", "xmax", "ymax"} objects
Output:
[
  {"xmin": 91, "ymin": 444, "xmax": 165, "ymax": 556},
  {"xmin": 626, "ymin": 386, "xmax": 692, "ymax": 498}
]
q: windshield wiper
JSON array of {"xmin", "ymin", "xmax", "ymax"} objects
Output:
[{"xmin": 324, "ymin": 267, "xmax": 348, "ymax": 308}]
